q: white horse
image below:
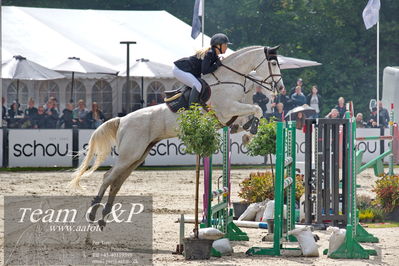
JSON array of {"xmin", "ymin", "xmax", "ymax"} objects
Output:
[{"xmin": 71, "ymin": 45, "xmax": 283, "ymax": 226}]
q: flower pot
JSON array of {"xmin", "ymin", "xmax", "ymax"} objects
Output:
[
  {"xmin": 183, "ymin": 238, "xmax": 213, "ymax": 260},
  {"xmin": 233, "ymin": 202, "xmax": 250, "ymax": 219}
]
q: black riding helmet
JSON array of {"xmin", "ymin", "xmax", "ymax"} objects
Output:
[{"xmin": 210, "ymin": 33, "xmax": 232, "ymax": 47}]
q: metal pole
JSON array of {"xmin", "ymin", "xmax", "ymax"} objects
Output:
[
  {"xmin": 120, "ymin": 41, "xmax": 137, "ymax": 111},
  {"xmin": 0, "ymin": 1, "xmax": 2, "ymax": 125},
  {"xmin": 70, "ymin": 72, "xmax": 75, "ymax": 103},
  {"xmin": 141, "ymin": 77, "xmax": 144, "ymax": 108},
  {"xmin": 16, "ymin": 80, "xmax": 19, "ymax": 103},
  {"xmin": 376, "ymin": 21, "xmax": 380, "ymax": 127},
  {"xmin": 194, "ymin": 154, "xmax": 200, "ymax": 238},
  {"xmin": 201, "ymin": 0, "xmax": 205, "ymax": 47}
]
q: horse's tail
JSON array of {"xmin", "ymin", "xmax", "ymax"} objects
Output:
[{"xmin": 70, "ymin": 117, "xmax": 121, "ymax": 189}]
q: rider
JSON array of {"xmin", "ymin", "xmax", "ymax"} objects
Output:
[{"xmin": 173, "ymin": 33, "xmax": 231, "ymax": 106}]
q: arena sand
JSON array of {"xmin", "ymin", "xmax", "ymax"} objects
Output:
[{"xmin": 0, "ymin": 168, "xmax": 398, "ymax": 265}]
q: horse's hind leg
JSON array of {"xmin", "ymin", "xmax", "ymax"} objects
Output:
[
  {"xmin": 100, "ymin": 143, "xmax": 156, "ymax": 227},
  {"xmin": 90, "ymin": 139, "xmax": 156, "ymax": 225}
]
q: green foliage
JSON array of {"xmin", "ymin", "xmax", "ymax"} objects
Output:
[
  {"xmin": 177, "ymin": 104, "xmax": 221, "ymax": 157},
  {"xmin": 372, "ymin": 174, "xmax": 399, "ymax": 213},
  {"xmin": 6, "ymin": 0, "xmax": 399, "ymax": 115},
  {"xmin": 238, "ymin": 171, "xmax": 304, "ymax": 203},
  {"xmin": 246, "ymin": 119, "xmax": 276, "ymax": 157},
  {"xmin": 357, "ymin": 194, "xmax": 373, "ymax": 210},
  {"xmin": 370, "ymin": 208, "xmax": 385, "ymax": 223},
  {"xmin": 359, "ymin": 209, "xmax": 375, "ymax": 222},
  {"xmin": 238, "ymin": 171, "xmax": 275, "ymax": 203}
]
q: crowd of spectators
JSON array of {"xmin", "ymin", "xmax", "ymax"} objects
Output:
[
  {"xmin": 253, "ymin": 78, "xmax": 391, "ymax": 129},
  {"xmin": 2, "ymin": 78, "xmax": 392, "ymax": 131},
  {"xmin": 1, "ymin": 97, "xmax": 105, "ymax": 129}
]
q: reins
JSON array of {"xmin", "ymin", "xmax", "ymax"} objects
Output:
[{"xmin": 208, "ymin": 49, "xmax": 282, "ymax": 94}]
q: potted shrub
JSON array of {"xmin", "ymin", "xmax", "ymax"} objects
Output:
[
  {"xmin": 234, "ymin": 119, "xmax": 276, "ymax": 219},
  {"xmin": 177, "ymin": 104, "xmax": 221, "ymax": 260},
  {"xmin": 372, "ymin": 174, "xmax": 399, "ymax": 222},
  {"xmin": 359, "ymin": 209, "xmax": 374, "ymax": 223},
  {"xmin": 237, "ymin": 171, "xmax": 305, "ymax": 232},
  {"xmin": 370, "ymin": 207, "xmax": 385, "ymax": 223}
]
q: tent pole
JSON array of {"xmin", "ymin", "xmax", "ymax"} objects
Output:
[
  {"xmin": 71, "ymin": 72, "xmax": 75, "ymax": 103},
  {"xmin": 16, "ymin": 80, "xmax": 20, "ymax": 103},
  {"xmin": 141, "ymin": 77, "xmax": 144, "ymax": 108}
]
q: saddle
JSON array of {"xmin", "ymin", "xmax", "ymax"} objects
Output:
[{"xmin": 164, "ymin": 79, "xmax": 211, "ymax": 113}]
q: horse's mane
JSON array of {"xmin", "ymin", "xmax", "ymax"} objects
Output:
[{"xmin": 222, "ymin": 45, "xmax": 262, "ymax": 65}]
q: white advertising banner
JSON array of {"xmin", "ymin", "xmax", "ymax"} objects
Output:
[
  {"xmin": 144, "ymin": 131, "xmax": 266, "ymax": 166},
  {"xmin": 356, "ymin": 128, "xmax": 391, "ymax": 163},
  {"xmin": 76, "ymin": 128, "xmax": 392, "ymax": 167},
  {"xmin": 78, "ymin": 130, "xmax": 119, "ymax": 166},
  {"xmin": 8, "ymin": 129, "xmax": 73, "ymax": 167}
]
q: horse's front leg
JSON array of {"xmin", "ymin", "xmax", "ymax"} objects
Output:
[{"xmin": 217, "ymin": 101, "xmax": 263, "ymax": 132}]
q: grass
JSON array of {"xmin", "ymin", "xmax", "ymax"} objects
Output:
[{"xmin": 362, "ymin": 222, "xmax": 399, "ymax": 228}]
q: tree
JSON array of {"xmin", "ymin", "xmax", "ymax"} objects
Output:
[
  {"xmin": 246, "ymin": 118, "xmax": 277, "ymax": 179},
  {"xmin": 177, "ymin": 104, "xmax": 220, "ymax": 237},
  {"xmin": 4, "ymin": 0, "xmax": 398, "ymax": 115}
]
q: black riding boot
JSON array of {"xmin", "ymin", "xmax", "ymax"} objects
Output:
[{"xmin": 188, "ymin": 88, "xmax": 200, "ymax": 108}]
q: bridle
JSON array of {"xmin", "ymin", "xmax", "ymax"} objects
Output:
[{"xmin": 209, "ymin": 47, "xmax": 282, "ymax": 94}]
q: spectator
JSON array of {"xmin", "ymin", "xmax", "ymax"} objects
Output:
[
  {"xmin": 272, "ymin": 86, "xmax": 292, "ymax": 114},
  {"xmin": 58, "ymin": 103, "xmax": 74, "ymax": 129},
  {"xmin": 334, "ymin": 97, "xmax": 346, "ymax": 118},
  {"xmin": 325, "ymin": 108, "xmax": 339, "ymax": 118},
  {"xmin": 8, "ymin": 101, "xmax": 23, "ymax": 128},
  {"xmin": 22, "ymin": 98, "xmax": 38, "ymax": 128},
  {"xmin": 290, "ymin": 78, "xmax": 304, "ymax": 96},
  {"xmin": 252, "ymin": 86, "xmax": 269, "ymax": 117},
  {"xmin": 34, "ymin": 106, "xmax": 47, "ymax": 128},
  {"xmin": 87, "ymin": 102, "xmax": 105, "ymax": 129},
  {"xmin": 355, "ymin": 113, "xmax": 366, "ymax": 128},
  {"xmin": 306, "ymin": 85, "xmax": 323, "ymax": 118},
  {"xmin": 73, "ymin": 99, "xmax": 89, "ymax": 128},
  {"xmin": 378, "ymin": 101, "xmax": 390, "ymax": 128},
  {"xmin": 295, "ymin": 111, "xmax": 306, "ymax": 130},
  {"xmin": 271, "ymin": 102, "xmax": 285, "ymax": 122},
  {"xmin": 50, "ymin": 96, "xmax": 60, "ymax": 113},
  {"xmin": 291, "ymin": 86, "xmax": 306, "ymax": 108},
  {"xmin": 367, "ymin": 107, "xmax": 379, "ymax": 128},
  {"xmin": 45, "ymin": 100, "xmax": 59, "ymax": 128}
]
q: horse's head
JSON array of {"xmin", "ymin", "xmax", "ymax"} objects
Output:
[{"xmin": 254, "ymin": 45, "xmax": 283, "ymax": 92}]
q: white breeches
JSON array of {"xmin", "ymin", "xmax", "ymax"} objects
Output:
[{"xmin": 173, "ymin": 65, "xmax": 202, "ymax": 92}]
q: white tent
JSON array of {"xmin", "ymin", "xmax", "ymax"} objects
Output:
[
  {"xmin": 1, "ymin": 6, "xmax": 212, "ymax": 116},
  {"xmin": 2, "ymin": 6, "xmax": 210, "ymax": 69}
]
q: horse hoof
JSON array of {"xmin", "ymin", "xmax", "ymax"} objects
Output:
[
  {"xmin": 98, "ymin": 219, "xmax": 106, "ymax": 230},
  {"xmin": 242, "ymin": 134, "xmax": 251, "ymax": 145},
  {"xmin": 249, "ymin": 118, "xmax": 259, "ymax": 134},
  {"xmin": 242, "ymin": 117, "xmax": 254, "ymax": 131}
]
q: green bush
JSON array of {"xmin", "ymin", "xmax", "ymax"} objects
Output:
[
  {"xmin": 238, "ymin": 172, "xmax": 305, "ymax": 203},
  {"xmin": 177, "ymin": 104, "xmax": 221, "ymax": 157},
  {"xmin": 246, "ymin": 118, "xmax": 276, "ymax": 157},
  {"xmin": 357, "ymin": 194, "xmax": 373, "ymax": 210},
  {"xmin": 372, "ymin": 174, "xmax": 399, "ymax": 213},
  {"xmin": 370, "ymin": 208, "xmax": 385, "ymax": 223},
  {"xmin": 359, "ymin": 209, "xmax": 374, "ymax": 222}
]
